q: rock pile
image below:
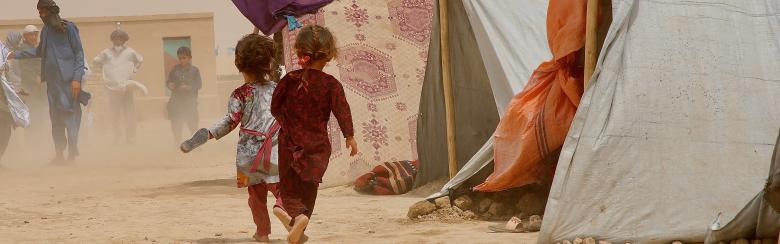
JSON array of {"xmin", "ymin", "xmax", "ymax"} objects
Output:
[
  {"xmin": 555, "ymin": 237, "xmax": 625, "ymax": 244},
  {"xmin": 407, "ymin": 184, "xmax": 549, "ymax": 222},
  {"xmin": 407, "ymin": 196, "xmax": 477, "ymax": 222},
  {"xmin": 553, "ymin": 238, "xmax": 778, "ymax": 244},
  {"xmin": 715, "ymin": 239, "xmax": 777, "ymax": 244}
]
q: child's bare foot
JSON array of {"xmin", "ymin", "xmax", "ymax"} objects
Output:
[
  {"xmin": 274, "ymin": 207, "xmax": 309, "ymax": 242},
  {"xmin": 287, "ymin": 215, "xmax": 309, "ymax": 244},
  {"xmin": 273, "ymin": 207, "xmax": 293, "ymax": 231},
  {"xmin": 253, "ymin": 233, "xmax": 270, "ymax": 242}
]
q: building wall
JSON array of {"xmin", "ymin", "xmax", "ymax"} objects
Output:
[
  {"xmin": 0, "ymin": 14, "xmax": 228, "ymax": 128},
  {"xmin": 0, "ymin": 0, "xmax": 249, "ymax": 78}
]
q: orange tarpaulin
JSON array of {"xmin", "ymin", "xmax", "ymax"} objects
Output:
[{"xmin": 474, "ymin": 0, "xmax": 586, "ymax": 192}]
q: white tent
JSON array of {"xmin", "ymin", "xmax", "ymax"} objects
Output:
[
  {"xmin": 465, "ymin": 0, "xmax": 551, "ymax": 113},
  {"xmin": 540, "ymin": 0, "xmax": 780, "ymax": 243}
]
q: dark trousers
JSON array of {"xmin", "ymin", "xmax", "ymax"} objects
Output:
[
  {"xmin": 170, "ymin": 113, "xmax": 198, "ymax": 144},
  {"xmin": 168, "ymin": 96, "xmax": 198, "ymax": 144},
  {"xmin": 279, "ymin": 167, "xmax": 320, "ymax": 223},
  {"xmin": 50, "ymin": 106, "xmax": 82, "ymax": 156}
]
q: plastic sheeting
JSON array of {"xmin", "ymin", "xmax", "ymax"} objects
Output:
[
  {"xmin": 416, "ymin": 0, "xmax": 499, "ymax": 186},
  {"xmin": 540, "ymin": 0, "xmax": 780, "ymax": 243},
  {"xmin": 419, "ymin": 0, "xmax": 552, "ymax": 198},
  {"xmin": 463, "ymin": 0, "xmax": 551, "ymax": 114},
  {"xmin": 704, "ymin": 130, "xmax": 780, "ymax": 243},
  {"xmin": 231, "ymin": 0, "xmax": 334, "ymax": 35},
  {"xmin": 474, "ymin": 0, "xmax": 585, "ymax": 192},
  {"xmin": 0, "ymin": 41, "xmax": 29, "ymax": 128}
]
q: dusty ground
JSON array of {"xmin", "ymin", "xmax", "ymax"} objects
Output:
[{"xmin": 0, "ymin": 119, "xmax": 538, "ymax": 244}]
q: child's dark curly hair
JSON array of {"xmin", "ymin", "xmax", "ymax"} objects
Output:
[{"xmin": 235, "ymin": 34, "xmax": 276, "ymax": 84}]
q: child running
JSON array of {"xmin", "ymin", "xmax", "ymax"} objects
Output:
[
  {"xmin": 179, "ymin": 34, "xmax": 282, "ymax": 242},
  {"xmin": 271, "ymin": 25, "xmax": 358, "ymax": 244}
]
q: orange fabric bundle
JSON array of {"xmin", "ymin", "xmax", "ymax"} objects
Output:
[{"xmin": 474, "ymin": 0, "xmax": 586, "ymax": 192}]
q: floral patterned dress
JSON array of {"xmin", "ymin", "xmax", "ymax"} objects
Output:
[{"xmin": 209, "ymin": 82, "xmax": 279, "ymax": 187}]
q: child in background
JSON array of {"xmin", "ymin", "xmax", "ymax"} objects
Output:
[
  {"xmin": 166, "ymin": 46, "xmax": 201, "ymax": 144},
  {"xmin": 180, "ymin": 34, "xmax": 282, "ymax": 242},
  {"xmin": 271, "ymin": 25, "xmax": 358, "ymax": 244}
]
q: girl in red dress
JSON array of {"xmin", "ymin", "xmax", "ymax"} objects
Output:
[{"xmin": 271, "ymin": 25, "xmax": 358, "ymax": 244}]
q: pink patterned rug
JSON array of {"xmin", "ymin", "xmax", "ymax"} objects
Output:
[{"xmin": 282, "ymin": 0, "xmax": 434, "ymax": 186}]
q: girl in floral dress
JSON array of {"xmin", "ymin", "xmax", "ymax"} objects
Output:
[{"xmin": 180, "ymin": 34, "xmax": 282, "ymax": 243}]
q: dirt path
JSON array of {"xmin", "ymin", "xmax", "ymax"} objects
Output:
[{"xmin": 0, "ymin": 120, "xmax": 537, "ymax": 243}]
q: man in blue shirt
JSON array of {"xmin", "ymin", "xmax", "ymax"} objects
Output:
[{"xmin": 13, "ymin": 0, "xmax": 90, "ymax": 163}]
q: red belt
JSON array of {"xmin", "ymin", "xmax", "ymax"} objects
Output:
[{"xmin": 240, "ymin": 121, "xmax": 281, "ymax": 173}]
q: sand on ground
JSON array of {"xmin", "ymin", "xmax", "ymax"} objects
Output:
[{"xmin": 0, "ymin": 119, "xmax": 538, "ymax": 244}]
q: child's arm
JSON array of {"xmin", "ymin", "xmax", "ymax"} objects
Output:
[
  {"xmin": 270, "ymin": 75, "xmax": 289, "ymax": 124},
  {"xmin": 166, "ymin": 68, "xmax": 176, "ymax": 91},
  {"xmin": 208, "ymin": 89, "xmax": 245, "ymax": 140},
  {"xmin": 181, "ymin": 90, "xmax": 244, "ymax": 153},
  {"xmin": 329, "ymin": 80, "xmax": 358, "ymax": 156},
  {"xmin": 192, "ymin": 67, "xmax": 203, "ymax": 91}
]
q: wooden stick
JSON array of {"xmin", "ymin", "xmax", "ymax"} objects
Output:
[
  {"xmin": 584, "ymin": 0, "xmax": 600, "ymax": 88},
  {"xmin": 439, "ymin": 0, "xmax": 458, "ymax": 179}
]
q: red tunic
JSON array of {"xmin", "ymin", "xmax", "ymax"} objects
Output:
[{"xmin": 271, "ymin": 69, "xmax": 354, "ymax": 182}]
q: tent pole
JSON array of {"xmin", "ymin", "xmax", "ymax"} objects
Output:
[
  {"xmin": 584, "ymin": 0, "xmax": 600, "ymax": 88},
  {"xmin": 439, "ymin": 0, "xmax": 458, "ymax": 179}
]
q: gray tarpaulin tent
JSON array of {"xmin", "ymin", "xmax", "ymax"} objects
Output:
[
  {"xmin": 539, "ymin": 0, "xmax": 780, "ymax": 243},
  {"xmin": 705, "ymin": 130, "xmax": 780, "ymax": 243},
  {"xmin": 419, "ymin": 0, "xmax": 780, "ymax": 242},
  {"xmin": 416, "ymin": 0, "xmax": 551, "ymax": 192}
]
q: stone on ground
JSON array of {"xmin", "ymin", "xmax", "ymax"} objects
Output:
[
  {"xmin": 524, "ymin": 215, "xmax": 542, "ymax": 232},
  {"xmin": 434, "ymin": 196, "xmax": 451, "ymax": 209},
  {"xmin": 487, "ymin": 202, "xmax": 506, "ymax": 217},
  {"xmin": 478, "ymin": 198, "xmax": 493, "ymax": 214},
  {"xmin": 516, "ymin": 192, "xmax": 546, "ymax": 215},
  {"xmin": 454, "ymin": 195, "xmax": 473, "ymax": 210},
  {"xmin": 407, "ymin": 200, "xmax": 436, "ymax": 219}
]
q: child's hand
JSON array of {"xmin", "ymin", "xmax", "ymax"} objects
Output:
[
  {"xmin": 181, "ymin": 128, "xmax": 211, "ymax": 153},
  {"xmin": 167, "ymin": 82, "xmax": 176, "ymax": 90},
  {"xmin": 346, "ymin": 137, "xmax": 358, "ymax": 156}
]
